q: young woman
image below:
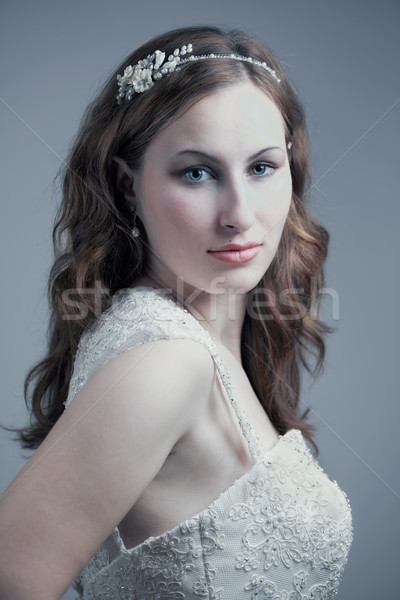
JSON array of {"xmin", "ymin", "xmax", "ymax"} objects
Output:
[{"xmin": 0, "ymin": 25, "xmax": 352, "ymax": 599}]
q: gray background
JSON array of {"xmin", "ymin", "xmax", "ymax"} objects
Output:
[{"xmin": 1, "ymin": 0, "xmax": 399, "ymax": 598}]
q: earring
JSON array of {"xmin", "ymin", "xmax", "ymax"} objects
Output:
[
  {"xmin": 129, "ymin": 206, "xmax": 140, "ymax": 238},
  {"xmin": 132, "ymin": 217, "xmax": 140, "ymax": 238}
]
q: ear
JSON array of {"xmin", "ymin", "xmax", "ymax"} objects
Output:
[{"xmin": 113, "ymin": 156, "xmax": 136, "ymax": 201}]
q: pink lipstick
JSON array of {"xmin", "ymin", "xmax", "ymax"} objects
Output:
[{"xmin": 208, "ymin": 243, "xmax": 262, "ymax": 264}]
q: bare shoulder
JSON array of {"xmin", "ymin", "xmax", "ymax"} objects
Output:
[
  {"xmin": 68, "ymin": 337, "xmax": 216, "ymax": 431},
  {"xmin": 0, "ymin": 338, "xmax": 215, "ymax": 598},
  {"xmin": 110, "ymin": 336, "xmax": 216, "ymax": 398}
]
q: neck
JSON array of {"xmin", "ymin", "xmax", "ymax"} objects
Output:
[
  {"xmin": 182, "ymin": 286, "xmax": 248, "ymax": 363},
  {"xmin": 136, "ymin": 274, "xmax": 248, "ymax": 363}
]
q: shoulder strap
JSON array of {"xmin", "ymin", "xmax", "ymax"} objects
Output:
[{"xmin": 64, "ymin": 286, "xmax": 262, "ymax": 459}]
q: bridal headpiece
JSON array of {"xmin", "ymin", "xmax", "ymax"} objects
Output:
[{"xmin": 116, "ymin": 43, "xmax": 280, "ymax": 103}]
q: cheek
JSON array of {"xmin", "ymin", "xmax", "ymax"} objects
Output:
[
  {"xmin": 273, "ymin": 167, "xmax": 292, "ymax": 204},
  {"xmin": 139, "ymin": 182, "xmax": 210, "ymax": 245},
  {"xmin": 260, "ymin": 171, "xmax": 292, "ymax": 230}
]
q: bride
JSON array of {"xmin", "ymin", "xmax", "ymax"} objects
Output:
[{"xmin": 0, "ymin": 25, "xmax": 352, "ymax": 599}]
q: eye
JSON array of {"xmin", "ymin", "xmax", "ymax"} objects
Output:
[
  {"xmin": 251, "ymin": 162, "xmax": 276, "ymax": 177},
  {"xmin": 183, "ymin": 167, "xmax": 213, "ymax": 182}
]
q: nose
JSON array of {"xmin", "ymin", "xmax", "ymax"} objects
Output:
[{"xmin": 219, "ymin": 178, "xmax": 256, "ymax": 232}]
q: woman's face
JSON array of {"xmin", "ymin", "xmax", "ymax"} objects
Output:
[{"xmin": 131, "ymin": 81, "xmax": 292, "ymax": 297}]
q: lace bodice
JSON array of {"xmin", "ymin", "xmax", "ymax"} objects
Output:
[{"xmin": 64, "ymin": 286, "xmax": 353, "ymax": 599}]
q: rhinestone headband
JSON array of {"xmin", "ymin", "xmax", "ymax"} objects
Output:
[{"xmin": 116, "ymin": 43, "xmax": 280, "ymax": 103}]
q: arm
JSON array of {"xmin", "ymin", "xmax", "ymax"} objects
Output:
[{"xmin": 0, "ymin": 338, "xmax": 214, "ymax": 599}]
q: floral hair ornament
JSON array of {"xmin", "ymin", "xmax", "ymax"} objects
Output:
[{"xmin": 116, "ymin": 43, "xmax": 280, "ymax": 103}]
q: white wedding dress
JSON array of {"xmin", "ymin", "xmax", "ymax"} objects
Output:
[{"xmin": 64, "ymin": 286, "xmax": 353, "ymax": 599}]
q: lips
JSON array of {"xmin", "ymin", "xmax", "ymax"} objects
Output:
[
  {"xmin": 210, "ymin": 242, "xmax": 261, "ymax": 252},
  {"xmin": 208, "ymin": 242, "xmax": 262, "ymax": 264}
]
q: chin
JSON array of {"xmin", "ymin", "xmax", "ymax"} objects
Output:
[{"xmin": 202, "ymin": 272, "xmax": 267, "ymax": 297}]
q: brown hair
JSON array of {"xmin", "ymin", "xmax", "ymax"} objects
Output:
[{"xmin": 15, "ymin": 25, "xmax": 328, "ymax": 450}]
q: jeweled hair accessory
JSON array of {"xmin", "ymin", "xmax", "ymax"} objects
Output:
[{"xmin": 116, "ymin": 43, "xmax": 280, "ymax": 103}]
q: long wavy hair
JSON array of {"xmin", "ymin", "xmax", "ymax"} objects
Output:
[{"xmin": 15, "ymin": 25, "xmax": 329, "ymax": 450}]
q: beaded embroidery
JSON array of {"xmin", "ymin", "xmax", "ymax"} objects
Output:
[{"xmin": 66, "ymin": 286, "xmax": 353, "ymax": 599}]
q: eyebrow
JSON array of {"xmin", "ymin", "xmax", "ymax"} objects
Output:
[{"xmin": 175, "ymin": 146, "xmax": 283, "ymax": 163}]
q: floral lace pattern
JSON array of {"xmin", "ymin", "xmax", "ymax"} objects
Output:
[
  {"xmin": 66, "ymin": 286, "xmax": 352, "ymax": 599},
  {"xmin": 65, "ymin": 286, "xmax": 262, "ymax": 459}
]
